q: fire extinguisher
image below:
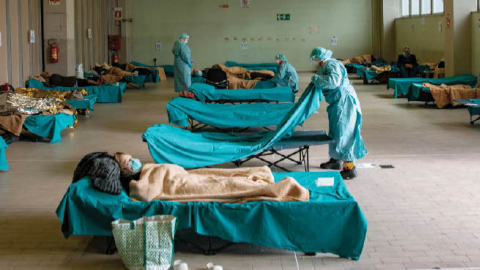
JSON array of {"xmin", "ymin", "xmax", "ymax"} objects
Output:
[
  {"xmin": 112, "ymin": 52, "xmax": 119, "ymax": 64},
  {"xmin": 48, "ymin": 39, "xmax": 59, "ymax": 63}
]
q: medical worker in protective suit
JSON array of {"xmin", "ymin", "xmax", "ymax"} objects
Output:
[
  {"xmin": 310, "ymin": 47, "xmax": 368, "ymax": 179},
  {"xmin": 172, "ymin": 33, "xmax": 192, "ymax": 92},
  {"xmin": 272, "ymin": 54, "xmax": 299, "ymax": 93}
]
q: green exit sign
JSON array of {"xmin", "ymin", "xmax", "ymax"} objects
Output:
[{"xmin": 277, "ymin": 14, "xmax": 290, "ymax": 21}]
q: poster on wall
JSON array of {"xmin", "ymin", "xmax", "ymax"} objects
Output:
[
  {"xmin": 49, "ymin": 0, "xmax": 60, "ymax": 5},
  {"xmin": 241, "ymin": 41, "xmax": 248, "ymax": 51},
  {"xmin": 241, "ymin": 0, "xmax": 250, "ymax": 8}
]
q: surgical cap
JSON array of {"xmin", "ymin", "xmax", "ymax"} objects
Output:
[
  {"xmin": 179, "ymin": 33, "xmax": 190, "ymax": 39},
  {"xmin": 275, "ymin": 54, "xmax": 287, "ymax": 62},
  {"xmin": 310, "ymin": 47, "xmax": 332, "ymax": 61}
]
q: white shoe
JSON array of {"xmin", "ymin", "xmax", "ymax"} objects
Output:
[
  {"xmin": 173, "ymin": 260, "xmax": 188, "ymax": 270},
  {"xmin": 207, "ymin": 262, "xmax": 223, "ymax": 270}
]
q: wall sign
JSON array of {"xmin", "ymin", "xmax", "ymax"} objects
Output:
[
  {"xmin": 49, "ymin": 0, "xmax": 60, "ymax": 5},
  {"xmin": 155, "ymin": 42, "xmax": 162, "ymax": 51},
  {"xmin": 241, "ymin": 41, "xmax": 248, "ymax": 51},
  {"xmin": 446, "ymin": 13, "xmax": 451, "ymax": 28},
  {"xmin": 277, "ymin": 14, "xmax": 290, "ymax": 21},
  {"xmin": 241, "ymin": 0, "xmax": 250, "ymax": 8},
  {"xmin": 219, "ymin": 4, "xmax": 229, "ymax": 8},
  {"xmin": 114, "ymin": 7, "xmax": 123, "ymax": 21}
]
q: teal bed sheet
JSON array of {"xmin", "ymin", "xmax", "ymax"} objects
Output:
[
  {"xmin": 26, "ymin": 79, "xmax": 126, "ymax": 103},
  {"xmin": 168, "ymin": 97, "xmax": 294, "ymax": 128},
  {"xmin": 455, "ymin": 99, "xmax": 480, "ymax": 120},
  {"xmin": 225, "ymin": 61, "xmax": 279, "ymax": 72},
  {"xmin": 408, "ymin": 83, "xmax": 430, "ymax": 101},
  {"xmin": 143, "ymin": 83, "xmax": 320, "ymax": 168},
  {"xmin": 66, "ymin": 94, "xmax": 97, "ymax": 111},
  {"xmin": 0, "ymin": 137, "xmax": 8, "ymax": 171},
  {"xmin": 191, "ymin": 76, "xmax": 206, "ymax": 84},
  {"xmin": 23, "ymin": 113, "xmax": 76, "ymax": 143},
  {"xmin": 387, "ymin": 74, "xmax": 477, "ymax": 99},
  {"xmin": 124, "ymin": 75, "xmax": 147, "ymax": 87},
  {"xmin": 56, "ymin": 171, "xmax": 367, "ymax": 260},
  {"xmin": 187, "ymin": 83, "xmax": 295, "ymax": 103},
  {"xmin": 254, "ymin": 80, "xmax": 277, "ymax": 89}
]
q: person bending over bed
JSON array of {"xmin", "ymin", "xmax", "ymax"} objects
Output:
[
  {"xmin": 397, "ymin": 47, "xmax": 418, "ymax": 78},
  {"xmin": 72, "ymin": 152, "xmax": 309, "ymax": 203},
  {"xmin": 272, "ymin": 54, "xmax": 299, "ymax": 93}
]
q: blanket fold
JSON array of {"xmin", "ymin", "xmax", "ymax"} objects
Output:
[{"xmin": 423, "ymin": 83, "xmax": 480, "ymax": 108}]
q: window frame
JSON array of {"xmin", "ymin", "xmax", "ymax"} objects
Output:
[{"xmin": 401, "ymin": 0, "xmax": 444, "ymax": 17}]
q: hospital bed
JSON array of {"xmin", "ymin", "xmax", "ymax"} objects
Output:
[
  {"xmin": 225, "ymin": 61, "xmax": 279, "ymax": 73},
  {"xmin": 168, "ymin": 97, "xmax": 294, "ymax": 131},
  {"xmin": 129, "ymin": 61, "xmax": 172, "ymax": 80},
  {"xmin": 66, "ymin": 94, "xmax": 98, "ymax": 112},
  {"xmin": 387, "ymin": 74, "xmax": 477, "ymax": 99},
  {"xmin": 454, "ymin": 99, "xmax": 480, "ymax": 125},
  {"xmin": 26, "ymin": 79, "xmax": 127, "ymax": 103},
  {"xmin": 0, "ymin": 137, "xmax": 8, "ymax": 171},
  {"xmin": 56, "ymin": 171, "xmax": 367, "ymax": 260},
  {"xmin": 187, "ymin": 83, "xmax": 295, "ymax": 104},
  {"xmin": 84, "ymin": 72, "xmax": 147, "ymax": 89}
]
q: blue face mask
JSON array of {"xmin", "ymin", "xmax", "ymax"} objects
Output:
[
  {"xmin": 195, "ymin": 71, "xmax": 202, "ymax": 77},
  {"xmin": 129, "ymin": 158, "xmax": 143, "ymax": 171},
  {"xmin": 403, "ymin": 53, "xmax": 407, "ymax": 57}
]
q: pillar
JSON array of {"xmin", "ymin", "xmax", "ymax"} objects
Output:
[{"xmin": 43, "ymin": 0, "xmax": 76, "ymax": 76}]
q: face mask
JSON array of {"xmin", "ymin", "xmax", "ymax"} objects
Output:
[
  {"xmin": 403, "ymin": 53, "xmax": 407, "ymax": 57},
  {"xmin": 129, "ymin": 158, "xmax": 143, "ymax": 171},
  {"xmin": 195, "ymin": 71, "xmax": 202, "ymax": 77},
  {"xmin": 184, "ymin": 39, "xmax": 188, "ymax": 44}
]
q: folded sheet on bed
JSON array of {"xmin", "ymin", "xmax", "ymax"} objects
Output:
[
  {"xmin": 56, "ymin": 171, "xmax": 367, "ymax": 259},
  {"xmin": 186, "ymin": 83, "xmax": 295, "ymax": 103},
  {"xmin": 143, "ymin": 83, "xmax": 320, "ymax": 167},
  {"xmin": 168, "ymin": 97, "xmax": 294, "ymax": 128},
  {"xmin": 27, "ymin": 79, "xmax": 126, "ymax": 103}
]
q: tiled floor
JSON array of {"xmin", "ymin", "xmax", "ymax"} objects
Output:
[{"xmin": 1, "ymin": 73, "xmax": 480, "ymax": 270}]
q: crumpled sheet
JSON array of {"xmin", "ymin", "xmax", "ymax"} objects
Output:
[
  {"xmin": 129, "ymin": 164, "xmax": 309, "ymax": 203},
  {"xmin": 423, "ymin": 83, "xmax": 480, "ymax": 108},
  {"xmin": 216, "ymin": 64, "xmax": 275, "ymax": 89}
]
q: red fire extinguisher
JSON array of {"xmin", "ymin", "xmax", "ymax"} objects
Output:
[
  {"xmin": 48, "ymin": 39, "xmax": 59, "ymax": 63},
  {"xmin": 112, "ymin": 52, "xmax": 119, "ymax": 64}
]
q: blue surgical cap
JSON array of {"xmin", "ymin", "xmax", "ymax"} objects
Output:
[
  {"xmin": 275, "ymin": 54, "xmax": 287, "ymax": 62},
  {"xmin": 310, "ymin": 47, "xmax": 332, "ymax": 61},
  {"xmin": 179, "ymin": 33, "xmax": 190, "ymax": 39}
]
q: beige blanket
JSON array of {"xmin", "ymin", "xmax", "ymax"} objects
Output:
[
  {"xmin": 216, "ymin": 64, "xmax": 275, "ymax": 89},
  {"xmin": 129, "ymin": 164, "xmax": 309, "ymax": 203},
  {"xmin": 423, "ymin": 83, "xmax": 480, "ymax": 109}
]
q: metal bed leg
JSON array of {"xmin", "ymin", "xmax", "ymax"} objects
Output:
[
  {"xmin": 176, "ymin": 236, "xmax": 235, "ymax": 256},
  {"xmin": 105, "ymin": 236, "xmax": 117, "ymax": 255}
]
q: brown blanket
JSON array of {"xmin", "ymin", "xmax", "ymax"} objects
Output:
[
  {"xmin": 216, "ymin": 64, "xmax": 274, "ymax": 89},
  {"xmin": 0, "ymin": 115, "xmax": 28, "ymax": 136},
  {"xmin": 423, "ymin": 83, "xmax": 480, "ymax": 109},
  {"xmin": 129, "ymin": 164, "xmax": 309, "ymax": 203}
]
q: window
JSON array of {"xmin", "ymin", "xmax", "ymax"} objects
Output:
[
  {"xmin": 433, "ymin": 0, "xmax": 444, "ymax": 14},
  {"xmin": 411, "ymin": 0, "xmax": 420, "ymax": 15},
  {"xmin": 421, "ymin": 0, "xmax": 431, "ymax": 14},
  {"xmin": 402, "ymin": 0, "xmax": 410, "ymax": 16}
]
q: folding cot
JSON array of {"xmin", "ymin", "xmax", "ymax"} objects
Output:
[
  {"xmin": 56, "ymin": 171, "xmax": 367, "ymax": 260},
  {"xmin": 454, "ymin": 99, "xmax": 480, "ymax": 125},
  {"xmin": 224, "ymin": 61, "xmax": 279, "ymax": 73},
  {"xmin": 167, "ymin": 97, "xmax": 294, "ymax": 131},
  {"xmin": 187, "ymin": 83, "xmax": 295, "ymax": 104},
  {"xmin": 387, "ymin": 74, "xmax": 477, "ymax": 99},
  {"xmin": 65, "ymin": 94, "xmax": 98, "ymax": 111},
  {"xmin": 23, "ymin": 113, "xmax": 76, "ymax": 143},
  {"xmin": 26, "ymin": 79, "xmax": 126, "ymax": 103}
]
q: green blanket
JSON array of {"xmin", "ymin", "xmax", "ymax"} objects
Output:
[
  {"xmin": 168, "ymin": 97, "xmax": 294, "ymax": 128},
  {"xmin": 387, "ymin": 74, "xmax": 477, "ymax": 99},
  {"xmin": 24, "ymin": 113, "xmax": 76, "ymax": 143},
  {"xmin": 143, "ymin": 83, "xmax": 320, "ymax": 167},
  {"xmin": 56, "ymin": 171, "xmax": 367, "ymax": 260},
  {"xmin": 187, "ymin": 83, "xmax": 295, "ymax": 103}
]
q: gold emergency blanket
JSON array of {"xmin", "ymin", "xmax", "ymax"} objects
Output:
[
  {"xmin": 423, "ymin": 83, "xmax": 480, "ymax": 109},
  {"xmin": 129, "ymin": 164, "xmax": 309, "ymax": 203},
  {"xmin": 14, "ymin": 87, "xmax": 88, "ymax": 100}
]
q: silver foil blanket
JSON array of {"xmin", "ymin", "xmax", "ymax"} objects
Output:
[{"xmin": 6, "ymin": 93, "xmax": 64, "ymax": 115}]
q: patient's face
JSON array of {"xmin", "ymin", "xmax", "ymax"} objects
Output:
[
  {"xmin": 117, "ymin": 153, "xmax": 132, "ymax": 171},
  {"xmin": 403, "ymin": 49, "xmax": 410, "ymax": 56},
  {"xmin": 275, "ymin": 59, "xmax": 281, "ymax": 64}
]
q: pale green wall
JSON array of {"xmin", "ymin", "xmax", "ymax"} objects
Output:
[
  {"xmin": 126, "ymin": 0, "xmax": 374, "ymax": 71},
  {"xmin": 472, "ymin": 12, "xmax": 480, "ymax": 76},
  {"xmin": 395, "ymin": 15, "xmax": 445, "ymax": 63}
]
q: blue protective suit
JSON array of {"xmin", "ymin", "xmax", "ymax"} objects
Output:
[
  {"xmin": 272, "ymin": 61, "xmax": 299, "ymax": 92},
  {"xmin": 312, "ymin": 59, "xmax": 368, "ymax": 162},
  {"xmin": 172, "ymin": 40, "xmax": 192, "ymax": 92}
]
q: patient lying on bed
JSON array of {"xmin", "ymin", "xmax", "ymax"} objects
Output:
[{"xmin": 112, "ymin": 152, "xmax": 309, "ymax": 203}]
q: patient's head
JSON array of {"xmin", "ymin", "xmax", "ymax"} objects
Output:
[
  {"xmin": 114, "ymin": 152, "xmax": 143, "ymax": 174},
  {"xmin": 402, "ymin": 46, "xmax": 411, "ymax": 57}
]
